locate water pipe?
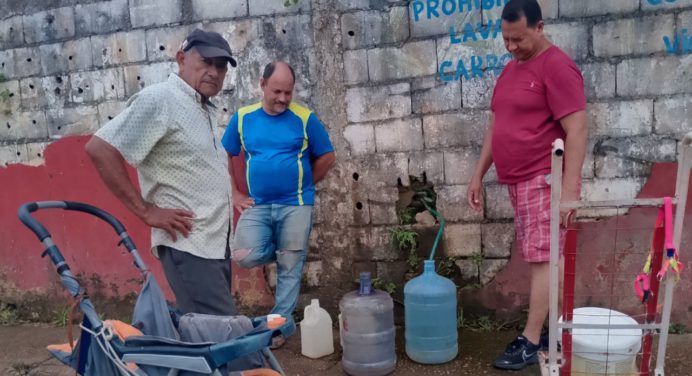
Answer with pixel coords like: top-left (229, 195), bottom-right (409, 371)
top-left (423, 202), bottom-right (445, 261)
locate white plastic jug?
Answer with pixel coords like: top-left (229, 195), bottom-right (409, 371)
top-left (300, 299), bottom-right (334, 358)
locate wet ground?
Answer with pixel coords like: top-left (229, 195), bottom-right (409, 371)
top-left (1, 324), bottom-right (690, 375)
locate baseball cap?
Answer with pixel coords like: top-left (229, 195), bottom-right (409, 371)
top-left (181, 29), bottom-right (237, 67)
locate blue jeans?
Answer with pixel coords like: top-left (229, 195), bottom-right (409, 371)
top-left (232, 204), bottom-right (313, 336)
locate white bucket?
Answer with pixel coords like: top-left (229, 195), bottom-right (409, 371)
top-left (562, 307), bottom-right (641, 375)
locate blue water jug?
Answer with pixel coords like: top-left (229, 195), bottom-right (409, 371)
top-left (404, 259), bottom-right (458, 364)
top-left (339, 272), bottom-right (396, 375)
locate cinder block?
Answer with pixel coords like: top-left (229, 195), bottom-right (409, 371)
top-left (0, 110), bottom-right (48, 141)
top-left (129, 0), bottom-right (183, 28)
top-left (75, 0), bottom-right (129, 35)
top-left (455, 259), bottom-right (478, 283)
top-left (0, 15), bottom-right (24, 49)
top-left (412, 77), bottom-right (461, 114)
top-left (24, 142), bottom-right (49, 166)
top-left (422, 112), bottom-right (488, 149)
top-left (594, 136), bottom-right (677, 178)
top-left (544, 22), bottom-right (589, 61)
top-left (484, 183), bottom-right (513, 220)
top-left (345, 83), bottom-right (410, 123)
top-left (482, 223), bottom-right (513, 259)
top-left (642, 0), bottom-right (692, 11)
top-left (146, 25), bottom-right (197, 62)
top-left (63, 38), bottom-right (93, 72)
top-left (588, 100), bottom-right (654, 137)
top-left (358, 152), bottom-right (410, 187)
top-left (249, 0), bottom-right (311, 16)
top-left (374, 118), bottom-right (424, 153)
top-left (191, 0), bottom-right (247, 21)
top-left (13, 47), bottom-right (42, 78)
top-left (204, 19), bottom-right (261, 56)
top-left (344, 123), bottom-right (376, 156)
top-left (0, 143), bottom-right (28, 167)
top-left (71, 68), bottom-right (125, 103)
top-left (480, 259), bottom-right (508, 285)
top-left (39, 43), bottom-right (68, 76)
top-left (19, 77), bottom-right (47, 109)
top-left (580, 62), bottom-right (615, 100)
top-left (436, 32), bottom-right (508, 83)
top-left (560, 0), bottom-right (639, 17)
top-left (436, 185), bottom-right (483, 222)
top-left (22, 7), bottom-right (75, 44)
top-left (91, 30), bottom-right (147, 68)
top-left (123, 62), bottom-right (177, 96)
top-left (617, 57), bottom-right (692, 96)
top-left (443, 223), bottom-right (481, 258)
top-left (408, 151), bottom-right (444, 185)
top-left (0, 79), bottom-right (20, 113)
top-left (368, 41), bottom-right (437, 81)
top-left (46, 106), bottom-right (99, 137)
top-left (462, 72), bottom-right (495, 109)
top-left (410, 3), bottom-right (481, 38)
top-left (352, 226), bottom-right (400, 261)
top-left (336, 0), bottom-right (400, 10)
top-left (263, 15), bottom-right (314, 50)
top-left (97, 100), bottom-right (127, 127)
top-left (42, 75), bottom-right (71, 109)
top-left (0, 50), bottom-right (15, 79)
top-left (341, 7), bottom-right (409, 50)
top-left (581, 177), bottom-right (645, 203)
top-left (343, 49), bottom-right (369, 85)
top-left (593, 15), bottom-right (674, 57)
top-left (370, 202), bottom-right (398, 225)
top-left (443, 147), bottom-right (479, 186)
top-left (654, 95), bottom-right (692, 138)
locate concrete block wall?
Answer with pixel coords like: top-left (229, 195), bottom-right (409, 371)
top-left (1, 0), bottom-right (690, 310)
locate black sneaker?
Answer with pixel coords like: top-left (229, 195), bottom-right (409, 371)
top-left (493, 335), bottom-right (540, 370)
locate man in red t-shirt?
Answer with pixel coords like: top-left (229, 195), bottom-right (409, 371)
top-left (466, 0), bottom-right (588, 370)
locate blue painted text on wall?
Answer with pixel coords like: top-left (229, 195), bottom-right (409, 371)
top-left (439, 53), bottom-right (512, 81)
top-left (411, 0), bottom-right (510, 23)
top-left (664, 29), bottom-right (692, 55)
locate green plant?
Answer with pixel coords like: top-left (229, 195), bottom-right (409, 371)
top-left (459, 314), bottom-right (519, 332)
top-left (398, 207), bottom-right (417, 225)
top-left (437, 257), bottom-right (457, 278)
top-left (470, 252), bottom-right (484, 266)
top-left (390, 227), bottom-right (418, 251)
top-left (669, 323), bottom-right (687, 334)
top-left (0, 302), bottom-right (18, 325)
top-left (372, 277), bottom-right (397, 294)
top-left (52, 306), bottom-right (70, 327)
top-left (283, 0), bottom-right (299, 6)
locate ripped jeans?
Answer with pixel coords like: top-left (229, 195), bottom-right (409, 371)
top-left (231, 204), bottom-right (313, 336)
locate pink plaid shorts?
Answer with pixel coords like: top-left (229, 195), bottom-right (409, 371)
top-left (507, 174), bottom-right (566, 263)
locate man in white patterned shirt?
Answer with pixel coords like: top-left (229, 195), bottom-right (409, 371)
top-left (85, 29), bottom-right (238, 315)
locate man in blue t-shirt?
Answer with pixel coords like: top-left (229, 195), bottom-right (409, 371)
top-left (221, 61), bottom-right (335, 343)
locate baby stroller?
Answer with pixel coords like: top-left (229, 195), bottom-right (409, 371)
top-left (18, 201), bottom-right (288, 376)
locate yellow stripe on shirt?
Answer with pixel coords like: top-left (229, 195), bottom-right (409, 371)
top-left (237, 102), bottom-right (262, 196)
top-left (289, 102), bottom-right (312, 206)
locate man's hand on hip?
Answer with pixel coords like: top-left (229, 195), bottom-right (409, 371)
top-left (140, 203), bottom-right (194, 241)
top-left (233, 192), bottom-right (255, 214)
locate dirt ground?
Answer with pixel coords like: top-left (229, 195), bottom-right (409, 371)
top-left (1, 323), bottom-right (690, 375)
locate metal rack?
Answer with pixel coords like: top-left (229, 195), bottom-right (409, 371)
top-left (542, 132), bottom-right (692, 376)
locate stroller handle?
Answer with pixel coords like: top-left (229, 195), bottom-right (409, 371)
top-left (18, 201), bottom-right (148, 273)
